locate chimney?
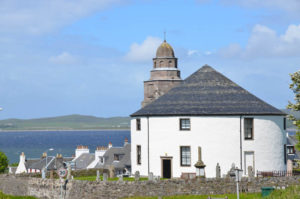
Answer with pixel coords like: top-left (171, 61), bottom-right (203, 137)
top-left (108, 142), bottom-right (112, 148)
top-left (20, 152), bottom-right (25, 163)
top-left (42, 152), bottom-right (47, 158)
top-left (75, 145), bottom-right (90, 158)
top-left (95, 146), bottom-right (107, 161)
top-left (56, 154), bottom-right (63, 159)
top-left (124, 138), bottom-right (128, 146)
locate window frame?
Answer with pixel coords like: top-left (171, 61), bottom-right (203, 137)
top-left (179, 118), bottom-right (191, 131)
top-left (180, 146), bottom-right (191, 167)
top-left (244, 118), bottom-right (254, 140)
top-left (137, 145), bottom-right (141, 165)
top-left (287, 145), bottom-right (295, 155)
top-left (136, 118), bottom-right (141, 131)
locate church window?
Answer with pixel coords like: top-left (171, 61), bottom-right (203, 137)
top-left (159, 60), bottom-right (163, 67)
top-left (180, 146), bottom-right (191, 166)
top-left (137, 145), bottom-right (141, 165)
top-left (180, 118), bottom-right (190, 130)
top-left (244, 118), bottom-right (253, 140)
top-left (136, 118), bottom-right (141, 131)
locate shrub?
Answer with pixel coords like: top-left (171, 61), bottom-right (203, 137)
top-left (0, 151), bottom-right (9, 173)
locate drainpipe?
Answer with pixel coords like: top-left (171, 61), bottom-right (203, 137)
top-left (147, 117), bottom-right (150, 174)
top-left (240, 115), bottom-right (243, 170)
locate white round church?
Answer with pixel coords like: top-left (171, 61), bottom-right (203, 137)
top-left (130, 40), bottom-right (286, 178)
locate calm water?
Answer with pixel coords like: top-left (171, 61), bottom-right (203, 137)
top-left (0, 130), bottom-right (130, 164)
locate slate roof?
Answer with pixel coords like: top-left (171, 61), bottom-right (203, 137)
top-left (74, 153), bottom-right (95, 170)
top-left (28, 157), bottom-right (65, 170)
top-left (132, 65), bottom-right (285, 116)
top-left (95, 143), bottom-right (131, 170)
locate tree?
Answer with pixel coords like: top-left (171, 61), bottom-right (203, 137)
top-left (287, 70), bottom-right (300, 150)
top-left (0, 151), bottom-right (9, 173)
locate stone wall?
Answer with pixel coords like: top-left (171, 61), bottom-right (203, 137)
top-left (1, 175), bottom-right (300, 199)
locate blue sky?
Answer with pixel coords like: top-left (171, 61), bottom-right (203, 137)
top-left (0, 0), bottom-right (299, 119)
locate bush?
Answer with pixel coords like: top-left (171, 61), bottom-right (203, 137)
top-left (0, 151), bottom-right (8, 173)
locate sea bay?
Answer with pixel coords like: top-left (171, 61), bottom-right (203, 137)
top-left (0, 130), bottom-right (130, 164)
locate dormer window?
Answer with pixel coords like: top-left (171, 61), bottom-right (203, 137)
top-left (114, 154), bottom-right (120, 161)
top-left (180, 118), bottom-right (190, 130)
top-left (100, 157), bottom-right (104, 164)
top-left (287, 145), bottom-right (295, 154)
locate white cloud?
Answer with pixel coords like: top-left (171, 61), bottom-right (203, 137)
top-left (49, 52), bottom-right (77, 65)
top-left (220, 24), bottom-right (300, 59)
top-left (125, 36), bottom-right (162, 63)
top-left (0, 0), bottom-right (126, 34)
top-left (187, 50), bottom-right (199, 56)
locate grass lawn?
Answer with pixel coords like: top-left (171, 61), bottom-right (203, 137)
top-left (0, 191), bottom-right (37, 199)
top-left (125, 185), bottom-right (300, 199)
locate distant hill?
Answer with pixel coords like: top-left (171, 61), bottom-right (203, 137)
top-left (281, 109), bottom-right (300, 130)
top-left (0, 114), bottom-right (130, 131)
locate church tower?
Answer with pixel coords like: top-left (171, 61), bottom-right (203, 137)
top-left (142, 40), bottom-right (182, 107)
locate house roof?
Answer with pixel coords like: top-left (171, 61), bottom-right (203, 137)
top-left (287, 135), bottom-right (300, 160)
top-left (95, 143), bottom-right (131, 170)
top-left (74, 153), bottom-right (95, 170)
top-left (131, 65), bottom-right (285, 117)
top-left (28, 157), bottom-right (65, 170)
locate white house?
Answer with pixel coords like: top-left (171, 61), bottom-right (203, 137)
top-left (130, 41), bottom-right (286, 178)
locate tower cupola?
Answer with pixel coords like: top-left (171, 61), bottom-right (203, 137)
top-left (156, 40), bottom-right (175, 58)
top-left (141, 39), bottom-right (182, 107)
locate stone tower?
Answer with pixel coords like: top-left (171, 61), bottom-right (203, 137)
top-left (142, 40), bottom-right (182, 107)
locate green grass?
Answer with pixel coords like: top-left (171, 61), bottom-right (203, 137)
top-left (125, 185), bottom-right (300, 199)
top-left (0, 191), bottom-right (37, 199)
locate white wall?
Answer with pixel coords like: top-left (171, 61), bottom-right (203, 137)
top-left (131, 115), bottom-right (286, 178)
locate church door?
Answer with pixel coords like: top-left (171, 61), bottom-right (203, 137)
top-left (161, 157), bottom-right (172, 178)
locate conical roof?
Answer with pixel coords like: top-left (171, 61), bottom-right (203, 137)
top-left (131, 65), bottom-right (285, 116)
top-left (156, 40), bottom-right (175, 58)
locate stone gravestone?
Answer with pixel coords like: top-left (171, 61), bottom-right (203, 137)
top-left (248, 166), bottom-right (254, 178)
top-left (148, 172), bottom-right (154, 181)
top-left (135, 171), bottom-right (140, 181)
top-left (67, 164), bottom-right (72, 180)
top-left (216, 163), bottom-right (221, 178)
top-left (108, 165), bottom-right (115, 178)
top-left (227, 163), bottom-right (236, 178)
top-left (96, 170), bottom-right (100, 182)
top-left (103, 173), bottom-right (108, 182)
top-left (50, 170), bottom-right (54, 179)
top-left (118, 175), bottom-right (123, 182)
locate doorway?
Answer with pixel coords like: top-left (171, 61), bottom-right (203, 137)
top-left (161, 157), bottom-right (172, 178)
top-left (244, 151), bottom-right (255, 175)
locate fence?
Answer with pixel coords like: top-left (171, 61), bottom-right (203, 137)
top-left (257, 170), bottom-right (300, 177)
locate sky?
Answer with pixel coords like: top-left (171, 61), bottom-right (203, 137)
top-left (0, 0), bottom-right (299, 119)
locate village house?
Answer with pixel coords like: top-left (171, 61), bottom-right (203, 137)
top-left (15, 152), bottom-right (72, 174)
top-left (130, 40), bottom-right (287, 178)
top-left (72, 139), bottom-right (131, 175)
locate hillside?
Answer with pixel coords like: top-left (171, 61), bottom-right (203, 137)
top-left (0, 114), bottom-right (130, 131)
top-left (281, 109), bottom-right (300, 130)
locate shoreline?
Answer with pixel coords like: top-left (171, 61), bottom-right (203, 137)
top-left (0, 128), bottom-right (130, 132)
